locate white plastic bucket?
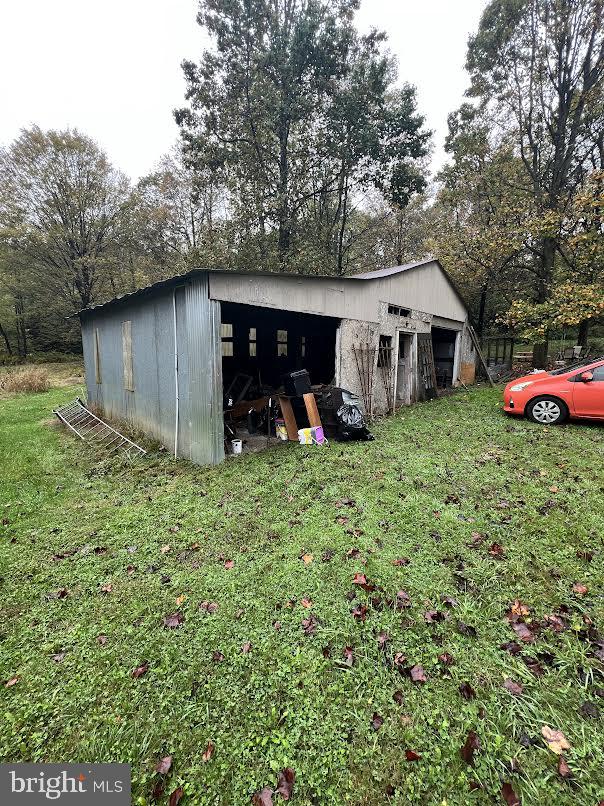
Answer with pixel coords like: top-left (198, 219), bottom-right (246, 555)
top-left (231, 439), bottom-right (242, 455)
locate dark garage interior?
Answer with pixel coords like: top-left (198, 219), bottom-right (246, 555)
top-left (219, 302), bottom-right (339, 395)
top-left (431, 327), bottom-right (458, 388)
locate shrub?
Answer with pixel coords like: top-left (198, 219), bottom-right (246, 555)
top-left (0, 367), bottom-right (50, 393)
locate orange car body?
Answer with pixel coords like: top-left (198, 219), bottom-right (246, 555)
top-left (503, 358), bottom-right (604, 423)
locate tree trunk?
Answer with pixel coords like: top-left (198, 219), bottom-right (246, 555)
top-left (277, 112), bottom-right (290, 269)
top-left (15, 296), bottom-right (27, 358)
top-left (0, 320), bottom-right (12, 355)
top-left (577, 319), bottom-right (590, 347)
top-left (532, 236), bottom-right (556, 366)
top-left (477, 285), bottom-right (488, 337)
top-left (336, 178), bottom-right (349, 275)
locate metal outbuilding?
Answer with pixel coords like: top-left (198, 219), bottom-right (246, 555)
top-left (79, 260), bottom-right (476, 466)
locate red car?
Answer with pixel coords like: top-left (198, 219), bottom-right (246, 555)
top-left (503, 357), bottom-right (604, 424)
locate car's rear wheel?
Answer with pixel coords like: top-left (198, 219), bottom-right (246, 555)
top-left (526, 396), bottom-right (568, 425)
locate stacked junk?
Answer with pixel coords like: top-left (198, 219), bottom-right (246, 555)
top-left (223, 369), bottom-right (373, 456)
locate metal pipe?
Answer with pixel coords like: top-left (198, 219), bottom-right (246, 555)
top-left (172, 288), bottom-right (179, 459)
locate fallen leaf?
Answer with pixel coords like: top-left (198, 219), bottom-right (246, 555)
top-left (175, 595), bottom-right (186, 606)
top-left (160, 545), bottom-right (171, 554)
top-left (377, 631), bottom-right (389, 649)
top-left (252, 788), bottom-right (273, 806)
top-left (351, 604), bottom-right (368, 621)
top-left (503, 678), bottom-right (523, 696)
top-left (163, 612), bottom-right (184, 629)
top-left (511, 622), bottom-right (535, 643)
top-left (405, 749), bottom-right (421, 761)
top-left (198, 601), bottom-right (218, 613)
top-left (300, 598), bottom-right (313, 608)
top-left (572, 582), bottom-right (588, 596)
top-left (201, 742), bottom-right (214, 763)
top-left (275, 768), bottom-right (295, 800)
top-left (51, 652), bottom-right (66, 663)
top-left (579, 701), bottom-right (599, 719)
top-left (342, 646), bottom-right (354, 667)
top-left (100, 582), bottom-right (113, 594)
top-left (543, 614), bottom-right (565, 632)
top-left (301, 615), bottom-right (319, 635)
top-left (132, 663), bottom-right (149, 679)
top-left (371, 711), bottom-right (384, 731)
top-left (500, 640), bottom-right (522, 655)
top-left (301, 553), bottom-right (313, 565)
top-left (489, 542), bottom-right (505, 557)
top-left (168, 786), bottom-right (183, 806)
top-left (501, 782), bottom-right (520, 805)
top-left (392, 557), bottom-right (410, 566)
top-left (212, 651), bottom-right (224, 662)
top-left (557, 756), bottom-right (572, 778)
top-left (155, 755), bottom-right (172, 775)
top-left (457, 621), bottom-right (477, 638)
top-left (510, 599), bottom-right (530, 617)
top-left (410, 664), bottom-right (427, 683)
top-left (224, 560), bottom-right (235, 570)
top-left (441, 595), bottom-right (458, 608)
top-left (96, 634), bottom-right (108, 646)
top-left (541, 725), bottom-right (570, 755)
top-left (438, 652), bottom-right (455, 666)
top-left (396, 590), bottom-right (412, 608)
top-left (241, 641), bottom-right (252, 654)
top-left (393, 690), bottom-right (404, 705)
top-left (460, 730), bottom-right (480, 765)
top-left (424, 609), bottom-right (444, 623)
top-left (459, 682), bottom-right (476, 700)
top-left (393, 652), bottom-right (407, 669)
top-left (4, 676), bottom-right (19, 688)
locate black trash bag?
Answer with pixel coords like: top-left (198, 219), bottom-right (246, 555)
top-left (334, 389), bottom-right (374, 442)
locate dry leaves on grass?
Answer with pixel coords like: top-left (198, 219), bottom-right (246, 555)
top-left (541, 725), bottom-right (570, 754)
top-left (155, 755), bottom-right (172, 775)
top-left (460, 731), bottom-right (481, 765)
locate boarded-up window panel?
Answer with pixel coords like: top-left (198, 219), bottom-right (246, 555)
top-left (122, 321), bottom-right (134, 391)
top-left (94, 328), bottom-right (102, 384)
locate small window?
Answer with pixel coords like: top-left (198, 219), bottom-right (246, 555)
top-left (221, 322), bottom-right (234, 357)
top-left (122, 320), bottom-right (134, 391)
top-left (300, 335), bottom-right (306, 359)
top-left (388, 304), bottom-right (411, 317)
top-left (249, 327), bottom-right (257, 357)
top-left (377, 334), bottom-right (392, 368)
top-left (591, 366), bottom-right (604, 381)
top-left (277, 329), bottom-right (288, 357)
top-left (94, 328), bottom-right (102, 384)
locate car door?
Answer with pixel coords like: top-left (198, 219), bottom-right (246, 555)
top-left (572, 363), bottom-right (604, 418)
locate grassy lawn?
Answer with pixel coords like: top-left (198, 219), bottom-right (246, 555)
top-left (1, 384), bottom-right (603, 805)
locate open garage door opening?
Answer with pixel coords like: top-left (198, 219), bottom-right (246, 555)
top-left (431, 327), bottom-right (459, 389)
top-left (219, 301), bottom-right (339, 401)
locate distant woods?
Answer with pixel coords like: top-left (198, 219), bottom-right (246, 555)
top-left (0, 0), bottom-right (602, 359)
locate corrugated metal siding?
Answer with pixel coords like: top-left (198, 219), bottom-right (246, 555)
top-left (186, 276), bottom-right (224, 465)
top-left (80, 273), bottom-right (224, 466)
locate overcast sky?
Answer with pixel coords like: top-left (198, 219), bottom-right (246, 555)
top-left (0, 0), bottom-right (487, 181)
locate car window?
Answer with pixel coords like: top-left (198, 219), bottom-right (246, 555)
top-left (592, 365), bottom-right (604, 381)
